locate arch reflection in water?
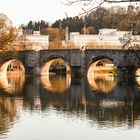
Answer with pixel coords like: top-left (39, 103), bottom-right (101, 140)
top-left (136, 68), bottom-right (140, 89)
top-left (41, 74), bottom-right (71, 94)
top-left (0, 59), bottom-right (25, 94)
top-left (41, 58), bottom-right (71, 94)
top-left (136, 77), bottom-right (140, 89)
top-left (87, 58), bottom-right (118, 93)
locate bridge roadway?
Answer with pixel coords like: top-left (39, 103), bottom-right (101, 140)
top-left (0, 49), bottom-right (140, 82)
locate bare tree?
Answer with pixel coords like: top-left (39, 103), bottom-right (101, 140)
top-left (62, 0), bottom-right (140, 16)
top-left (105, 0), bottom-right (140, 2)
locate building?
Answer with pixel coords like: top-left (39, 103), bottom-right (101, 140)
top-left (13, 29), bottom-right (49, 51)
top-left (69, 28), bottom-right (140, 49)
top-left (25, 31), bottom-right (49, 51)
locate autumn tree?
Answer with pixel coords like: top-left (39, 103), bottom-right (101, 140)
top-left (0, 14), bottom-right (17, 51)
top-left (81, 26), bottom-right (96, 34)
top-left (42, 27), bottom-right (65, 42)
top-left (49, 38), bottom-right (62, 49)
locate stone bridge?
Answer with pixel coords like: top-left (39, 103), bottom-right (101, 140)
top-left (0, 49), bottom-right (140, 80)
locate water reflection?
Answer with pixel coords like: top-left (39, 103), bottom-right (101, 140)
top-left (87, 73), bottom-right (118, 93)
top-left (0, 59), bottom-right (25, 94)
top-left (28, 76), bottom-right (140, 128)
top-left (135, 76), bottom-right (140, 89)
top-left (41, 74), bottom-right (71, 94)
top-left (0, 72), bottom-right (25, 94)
top-left (0, 95), bottom-right (20, 137)
top-left (1, 75), bottom-right (140, 139)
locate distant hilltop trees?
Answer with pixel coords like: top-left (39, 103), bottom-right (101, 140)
top-left (19, 5), bottom-right (140, 50)
top-left (21, 5), bottom-right (140, 37)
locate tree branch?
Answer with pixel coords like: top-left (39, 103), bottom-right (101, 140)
top-left (105, 0), bottom-right (140, 2)
top-left (77, 1), bottom-right (105, 16)
top-left (62, 0), bottom-right (140, 17)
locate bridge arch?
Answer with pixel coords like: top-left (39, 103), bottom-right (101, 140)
top-left (0, 59), bottom-right (25, 94)
top-left (87, 56), bottom-right (117, 76)
top-left (0, 59), bottom-right (25, 76)
top-left (92, 55), bottom-right (114, 61)
top-left (88, 56), bottom-right (114, 68)
top-left (87, 56), bottom-right (118, 93)
top-left (41, 56), bottom-right (71, 75)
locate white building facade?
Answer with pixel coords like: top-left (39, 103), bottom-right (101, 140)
top-left (26, 34), bottom-right (49, 51)
top-left (69, 28), bottom-right (140, 49)
top-left (26, 31), bottom-right (49, 51)
top-left (15, 29), bottom-right (49, 51)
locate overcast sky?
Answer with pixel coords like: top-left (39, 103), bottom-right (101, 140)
top-left (0, 0), bottom-right (82, 27)
top-left (0, 0), bottom-right (136, 27)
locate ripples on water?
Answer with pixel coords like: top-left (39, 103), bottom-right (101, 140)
top-left (0, 73), bottom-right (140, 140)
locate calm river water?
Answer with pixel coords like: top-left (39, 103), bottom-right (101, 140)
top-left (0, 74), bottom-right (140, 140)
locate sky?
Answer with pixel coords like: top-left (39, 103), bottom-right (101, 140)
top-left (0, 0), bottom-right (83, 27)
top-left (0, 0), bottom-right (137, 27)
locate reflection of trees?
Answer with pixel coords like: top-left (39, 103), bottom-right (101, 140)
top-left (40, 78), bottom-right (140, 128)
top-left (39, 92), bottom-right (140, 128)
top-left (22, 76), bottom-right (41, 111)
top-left (0, 96), bottom-right (19, 136)
top-left (15, 76), bottom-right (140, 128)
top-left (1, 76), bottom-right (140, 130)
top-left (85, 97), bottom-right (136, 127)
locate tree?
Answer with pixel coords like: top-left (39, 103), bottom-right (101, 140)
top-left (0, 14), bottom-right (17, 51)
top-left (21, 20), bottom-right (50, 35)
top-left (81, 26), bottom-right (96, 34)
top-left (43, 27), bottom-right (65, 42)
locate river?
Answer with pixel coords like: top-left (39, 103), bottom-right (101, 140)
top-left (0, 73), bottom-right (140, 140)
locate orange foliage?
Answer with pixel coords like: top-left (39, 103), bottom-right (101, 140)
top-left (81, 26), bottom-right (96, 34)
top-left (42, 27), bottom-right (64, 42)
top-left (49, 38), bottom-right (62, 49)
